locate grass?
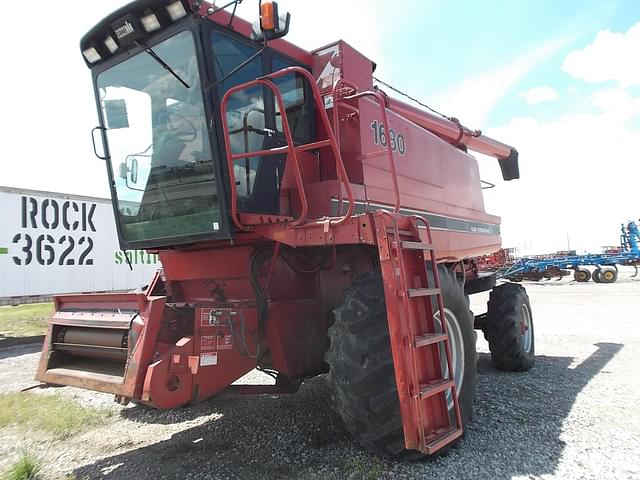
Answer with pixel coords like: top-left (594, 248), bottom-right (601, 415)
top-left (2, 453), bottom-right (40, 480)
top-left (0, 392), bottom-right (112, 439)
top-left (0, 304), bottom-right (52, 337)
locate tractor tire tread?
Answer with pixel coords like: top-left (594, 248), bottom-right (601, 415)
top-left (486, 283), bottom-right (534, 372)
top-left (325, 267), bottom-right (476, 459)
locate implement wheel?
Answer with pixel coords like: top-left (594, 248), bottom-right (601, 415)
top-left (486, 283), bottom-right (534, 372)
top-left (325, 267), bottom-right (477, 458)
top-left (599, 268), bottom-right (618, 283)
top-left (574, 269), bottom-right (591, 282)
top-left (592, 269), bottom-right (603, 283)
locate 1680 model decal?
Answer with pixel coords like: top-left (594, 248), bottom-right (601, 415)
top-left (370, 120), bottom-right (407, 156)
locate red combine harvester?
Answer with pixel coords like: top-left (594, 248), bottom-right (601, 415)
top-left (36, 0), bottom-right (534, 457)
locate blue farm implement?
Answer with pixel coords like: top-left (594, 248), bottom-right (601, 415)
top-left (499, 221), bottom-right (640, 283)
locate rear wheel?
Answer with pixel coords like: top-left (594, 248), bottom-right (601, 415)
top-left (599, 268), bottom-right (618, 283)
top-left (592, 269), bottom-right (603, 283)
top-left (325, 267), bottom-right (477, 458)
top-left (486, 283), bottom-right (534, 371)
top-left (574, 268), bottom-right (591, 282)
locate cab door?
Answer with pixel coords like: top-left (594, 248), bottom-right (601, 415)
top-left (209, 29), bottom-right (314, 217)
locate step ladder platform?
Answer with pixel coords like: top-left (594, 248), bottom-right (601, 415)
top-left (418, 379), bottom-right (454, 399)
top-left (425, 426), bottom-right (463, 454)
top-left (386, 227), bottom-right (414, 237)
top-left (407, 288), bottom-right (440, 298)
top-left (414, 333), bottom-right (448, 348)
top-left (400, 241), bottom-right (434, 251)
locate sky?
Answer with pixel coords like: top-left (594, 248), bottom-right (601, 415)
top-left (0, 0), bottom-right (638, 254)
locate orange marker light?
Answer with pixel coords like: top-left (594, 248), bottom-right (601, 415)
top-left (260, 1), bottom-right (276, 31)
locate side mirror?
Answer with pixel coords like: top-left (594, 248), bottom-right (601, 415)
top-left (104, 99), bottom-right (129, 129)
top-left (130, 157), bottom-right (138, 184)
top-left (121, 157), bottom-right (139, 187)
top-left (251, 1), bottom-right (290, 42)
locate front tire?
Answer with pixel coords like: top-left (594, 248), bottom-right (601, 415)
top-left (325, 267), bottom-right (476, 458)
top-left (486, 283), bottom-right (535, 371)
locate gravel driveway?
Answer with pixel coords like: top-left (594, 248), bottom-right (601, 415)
top-left (1, 268), bottom-right (638, 479)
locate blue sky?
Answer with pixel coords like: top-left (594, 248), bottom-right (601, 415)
top-left (0, 0), bottom-right (638, 254)
top-left (381, 0), bottom-right (637, 121)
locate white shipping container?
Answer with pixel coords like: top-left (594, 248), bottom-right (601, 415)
top-left (0, 186), bottom-right (160, 302)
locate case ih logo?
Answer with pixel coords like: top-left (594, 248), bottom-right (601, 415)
top-left (114, 21), bottom-right (135, 40)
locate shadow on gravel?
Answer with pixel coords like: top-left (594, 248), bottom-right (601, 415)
top-left (0, 341), bottom-right (41, 361)
top-left (73, 342), bottom-right (623, 480)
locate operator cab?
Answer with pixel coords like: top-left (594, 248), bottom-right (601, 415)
top-left (83, 0), bottom-right (308, 250)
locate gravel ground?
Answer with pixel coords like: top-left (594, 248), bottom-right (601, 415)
top-left (0, 268), bottom-right (638, 479)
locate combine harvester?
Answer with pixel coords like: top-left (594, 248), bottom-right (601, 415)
top-left (499, 221), bottom-right (640, 283)
top-left (35, 0), bottom-right (534, 458)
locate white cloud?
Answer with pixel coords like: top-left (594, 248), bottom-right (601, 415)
top-left (518, 86), bottom-right (559, 105)
top-left (478, 92), bottom-right (640, 254)
top-left (429, 37), bottom-right (572, 126)
top-left (562, 22), bottom-right (640, 86)
top-left (590, 88), bottom-right (633, 111)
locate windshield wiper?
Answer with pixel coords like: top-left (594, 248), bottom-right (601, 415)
top-left (135, 40), bottom-right (190, 89)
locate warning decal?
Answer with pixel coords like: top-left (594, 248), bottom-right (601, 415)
top-left (200, 334), bottom-right (233, 351)
top-left (200, 352), bottom-right (218, 366)
top-left (217, 335), bottom-right (233, 350)
top-left (201, 335), bottom-right (216, 351)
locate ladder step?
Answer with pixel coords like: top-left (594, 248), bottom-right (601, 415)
top-left (407, 288), bottom-right (440, 298)
top-left (425, 426), bottom-right (463, 454)
top-left (386, 228), bottom-right (413, 237)
top-left (400, 240), bottom-right (434, 251)
top-left (414, 333), bottom-right (448, 348)
top-left (418, 379), bottom-right (454, 399)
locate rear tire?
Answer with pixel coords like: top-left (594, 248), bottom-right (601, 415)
top-left (574, 269), bottom-right (591, 282)
top-left (599, 268), bottom-right (617, 283)
top-left (486, 283), bottom-right (535, 372)
top-left (325, 267), bottom-right (476, 458)
top-left (592, 269), bottom-right (603, 283)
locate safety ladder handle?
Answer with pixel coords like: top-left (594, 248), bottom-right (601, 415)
top-left (377, 211), bottom-right (427, 445)
top-left (260, 67), bottom-right (356, 226)
top-left (410, 215), bottom-right (463, 431)
top-left (339, 90), bottom-right (401, 214)
top-left (331, 79), bottom-right (361, 220)
top-left (220, 78), bottom-right (309, 230)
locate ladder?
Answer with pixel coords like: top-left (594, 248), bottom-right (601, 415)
top-left (373, 211), bottom-right (463, 454)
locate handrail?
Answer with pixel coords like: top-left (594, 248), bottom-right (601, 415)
top-left (220, 77), bottom-right (308, 229)
top-left (336, 89), bottom-right (401, 213)
top-left (220, 66), bottom-right (356, 230)
top-left (331, 79), bottom-right (358, 222)
top-left (261, 67), bottom-right (355, 227)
